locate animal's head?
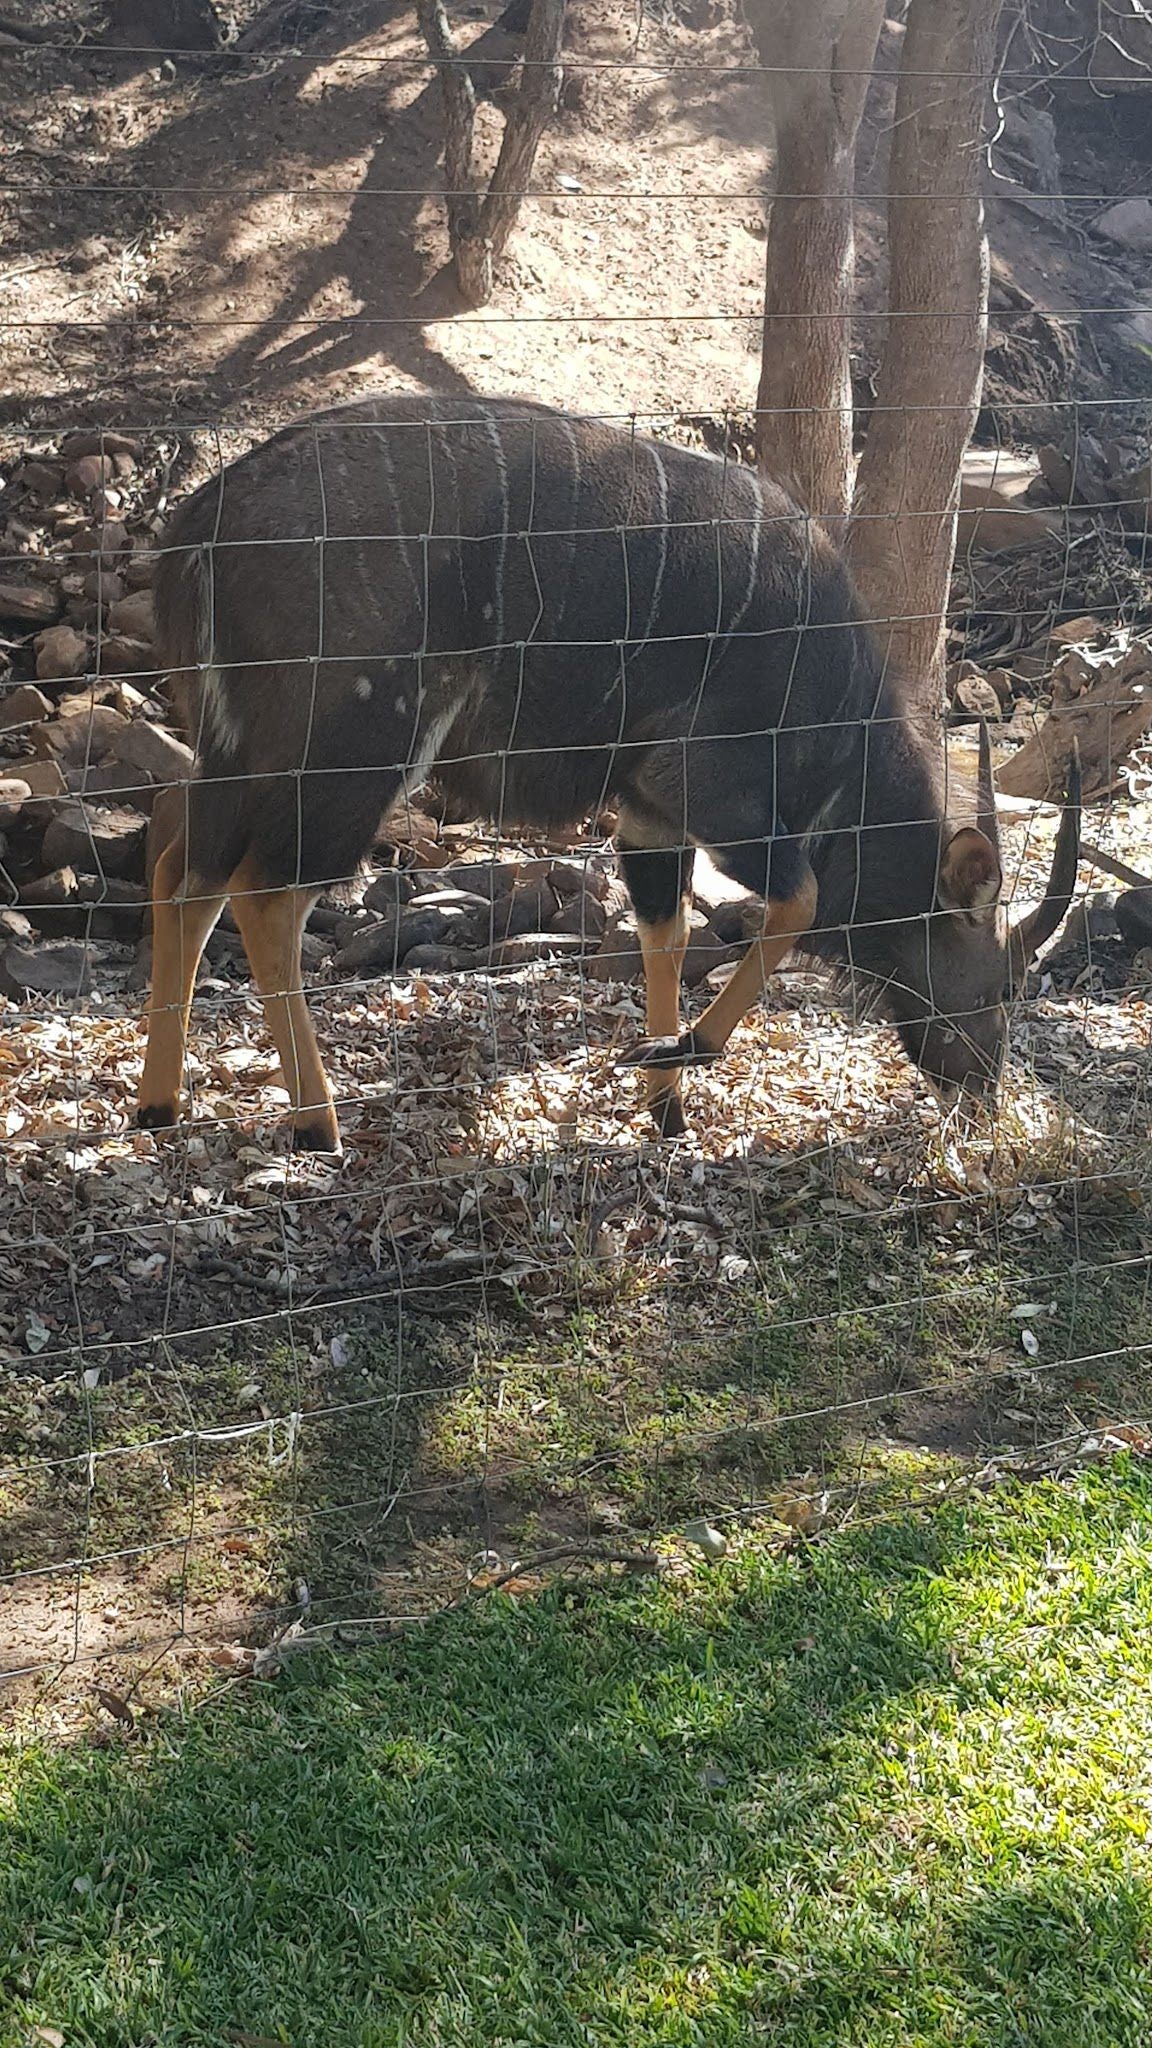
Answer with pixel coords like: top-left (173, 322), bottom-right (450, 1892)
top-left (878, 725), bottom-right (1081, 1103)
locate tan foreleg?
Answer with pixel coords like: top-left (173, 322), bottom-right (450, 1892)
top-left (636, 908), bottom-right (691, 1137)
top-left (621, 867), bottom-right (818, 1073)
top-left (227, 860), bottom-right (340, 1154)
top-left (137, 833), bottom-right (226, 1130)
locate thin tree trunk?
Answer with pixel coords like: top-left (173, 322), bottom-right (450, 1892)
top-left (847, 0), bottom-right (1004, 713)
top-left (745, 0), bottom-right (885, 523)
top-left (417, 0), bottom-right (565, 309)
top-left (416, 0), bottom-right (488, 303)
top-left (479, 0), bottom-right (565, 269)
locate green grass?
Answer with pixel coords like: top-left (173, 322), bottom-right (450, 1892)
top-left (5, 1463), bottom-right (1152, 2047)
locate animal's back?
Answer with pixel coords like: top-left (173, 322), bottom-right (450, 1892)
top-left (154, 394), bottom-right (890, 881)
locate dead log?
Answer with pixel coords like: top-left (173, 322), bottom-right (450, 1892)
top-left (997, 645), bottom-right (1152, 804)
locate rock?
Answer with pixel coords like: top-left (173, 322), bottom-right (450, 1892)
top-left (59, 430), bottom-right (141, 461)
top-left (65, 453), bottom-right (117, 497)
top-left (29, 702), bottom-right (130, 766)
top-left (1115, 888), bottom-right (1152, 950)
top-left (0, 939), bottom-right (93, 1001)
top-left (0, 684), bottom-right (54, 729)
top-left (81, 567), bottom-right (125, 608)
top-left (101, 634), bottom-right (156, 676)
top-left (0, 907), bottom-right (34, 945)
top-left (952, 666), bottom-right (1005, 723)
top-left (708, 898), bottom-right (757, 945)
top-left (0, 580), bottom-right (62, 625)
top-left (362, 868), bottom-right (417, 916)
top-left (1094, 198), bottom-right (1152, 254)
top-left (437, 859), bottom-right (527, 900)
top-left (19, 461), bottom-right (64, 498)
top-left (113, 719), bottom-right (194, 784)
top-left (503, 878), bottom-right (560, 937)
top-left (0, 778), bottom-right (32, 828)
top-left (403, 943), bottom-right (480, 972)
top-left (334, 916), bottom-right (409, 975)
top-left (682, 916), bottom-right (739, 988)
top-left (299, 931), bottom-right (332, 970)
top-left (586, 910), bottom-right (643, 982)
top-left (34, 624), bottom-right (89, 682)
top-left (67, 761), bottom-right (157, 811)
top-left (485, 932), bottom-right (590, 968)
top-left (12, 758), bottom-right (67, 803)
top-left (983, 669), bottom-right (1016, 709)
top-left (41, 799), bottom-right (149, 881)
top-left (957, 451), bottom-right (1056, 552)
top-left (547, 856), bottom-right (610, 900)
top-left (70, 519), bottom-right (129, 560)
top-left (122, 552), bottom-right (156, 590)
top-left (108, 590), bottom-right (155, 641)
top-left (1047, 891), bottom-right (1120, 960)
top-left (549, 889), bottom-right (608, 941)
top-left (405, 886), bottom-right (492, 919)
top-left (19, 872), bottom-right (148, 941)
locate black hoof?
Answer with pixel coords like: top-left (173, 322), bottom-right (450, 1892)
top-left (137, 1101), bottom-right (179, 1132)
top-left (290, 1119), bottom-right (343, 1157)
top-left (619, 1030), bottom-right (720, 1073)
top-left (649, 1089), bottom-right (688, 1140)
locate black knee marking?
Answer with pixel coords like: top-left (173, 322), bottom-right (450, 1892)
top-left (619, 1028), bottom-right (721, 1072)
top-left (617, 842), bottom-right (695, 929)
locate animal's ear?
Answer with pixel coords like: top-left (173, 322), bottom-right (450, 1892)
top-left (937, 825), bottom-right (1002, 915)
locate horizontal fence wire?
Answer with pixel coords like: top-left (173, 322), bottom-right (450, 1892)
top-left (0, 5), bottom-right (1150, 1725)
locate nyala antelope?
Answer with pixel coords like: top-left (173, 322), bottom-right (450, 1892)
top-left (137, 394), bottom-right (1080, 1155)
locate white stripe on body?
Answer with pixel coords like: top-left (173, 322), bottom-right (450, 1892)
top-left (637, 441), bottom-right (669, 652)
top-left (374, 427), bottom-right (422, 612)
top-left (725, 464), bottom-right (764, 644)
top-left (483, 413), bottom-right (510, 650)
top-left (553, 414), bottom-right (582, 636)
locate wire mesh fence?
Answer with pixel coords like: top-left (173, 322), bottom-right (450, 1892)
top-left (0, 0), bottom-right (1150, 1729)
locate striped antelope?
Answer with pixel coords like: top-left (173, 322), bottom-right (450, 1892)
top-left (138, 394), bottom-right (1080, 1155)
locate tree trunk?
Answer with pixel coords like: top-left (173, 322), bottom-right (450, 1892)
top-left (745, 0), bottom-right (885, 523)
top-left (417, 0), bottom-right (565, 309)
top-left (847, 0), bottom-right (1004, 713)
top-left (416, 0), bottom-right (489, 303)
top-left (478, 0), bottom-right (566, 273)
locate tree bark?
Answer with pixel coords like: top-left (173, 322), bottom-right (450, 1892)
top-left (478, 0), bottom-right (565, 273)
top-left (745, 0), bottom-right (886, 523)
top-left (417, 0), bottom-right (565, 309)
top-left (847, 0), bottom-right (1004, 713)
top-left (416, 0), bottom-right (489, 303)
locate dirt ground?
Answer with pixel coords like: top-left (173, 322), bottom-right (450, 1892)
top-left (1, 0), bottom-right (1151, 1725)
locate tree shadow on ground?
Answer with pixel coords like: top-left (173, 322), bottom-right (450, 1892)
top-left (4, 1473), bottom-right (1152, 2043)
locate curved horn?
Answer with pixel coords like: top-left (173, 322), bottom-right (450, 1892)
top-left (1009, 740), bottom-right (1082, 982)
top-left (977, 716), bottom-right (999, 850)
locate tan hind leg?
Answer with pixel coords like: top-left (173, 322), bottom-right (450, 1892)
top-left (621, 867), bottom-right (818, 1075)
top-left (227, 859), bottom-right (341, 1155)
top-left (137, 832), bottom-right (227, 1130)
top-left (637, 908), bottom-right (691, 1137)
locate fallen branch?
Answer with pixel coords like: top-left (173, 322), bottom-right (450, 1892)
top-left (1080, 841), bottom-right (1152, 892)
top-left (461, 1541), bottom-right (662, 1600)
top-left (195, 1247), bottom-right (496, 1303)
top-left (997, 646), bottom-right (1152, 803)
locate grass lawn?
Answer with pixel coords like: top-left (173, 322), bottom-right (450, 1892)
top-left (4, 1462), bottom-right (1152, 2048)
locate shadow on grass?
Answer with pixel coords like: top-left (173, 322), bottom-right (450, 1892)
top-left (4, 1468), bottom-right (1152, 2045)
